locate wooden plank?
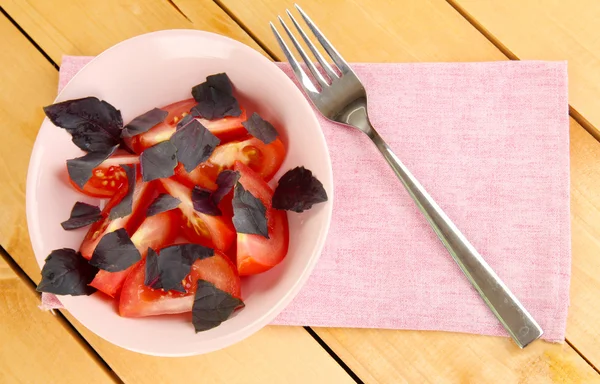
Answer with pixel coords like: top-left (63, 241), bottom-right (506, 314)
top-left (447, 0), bottom-right (600, 139)
top-left (0, 253), bottom-right (116, 383)
top-left (0, 6), bottom-right (354, 384)
top-left (213, 0), bottom-right (600, 379)
top-left (0, 0), bottom-right (266, 64)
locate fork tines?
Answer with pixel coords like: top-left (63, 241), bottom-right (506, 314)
top-left (271, 4), bottom-right (350, 93)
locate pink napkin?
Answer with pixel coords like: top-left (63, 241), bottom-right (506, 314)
top-left (43, 56), bottom-right (570, 342)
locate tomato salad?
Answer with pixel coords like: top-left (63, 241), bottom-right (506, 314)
top-left (37, 73), bottom-right (328, 332)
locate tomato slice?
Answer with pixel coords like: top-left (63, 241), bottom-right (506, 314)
top-left (173, 162), bottom-right (219, 190)
top-left (160, 178), bottom-right (235, 252)
top-left (119, 251), bottom-right (241, 317)
top-left (128, 98), bottom-right (247, 153)
top-left (79, 174), bottom-right (153, 259)
top-left (210, 137), bottom-right (286, 181)
top-left (89, 210), bottom-right (179, 297)
top-left (69, 154), bottom-right (139, 198)
top-left (234, 162), bottom-right (289, 275)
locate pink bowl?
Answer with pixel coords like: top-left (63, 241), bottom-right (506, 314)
top-left (26, 30), bottom-right (333, 356)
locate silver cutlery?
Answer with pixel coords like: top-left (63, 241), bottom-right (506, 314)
top-left (271, 4), bottom-right (543, 348)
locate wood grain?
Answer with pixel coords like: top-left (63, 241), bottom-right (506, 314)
top-left (215, 0), bottom-right (600, 379)
top-left (0, 0), bottom-right (266, 64)
top-left (0, 5), bottom-right (353, 384)
top-left (0, 253), bottom-right (116, 383)
top-left (448, 0), bottom-right (600, 139)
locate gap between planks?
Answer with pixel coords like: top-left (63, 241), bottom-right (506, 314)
top-left (445, 0), bottom-right (600, 143)
top-left (0, 246), bottom-right (124, 384)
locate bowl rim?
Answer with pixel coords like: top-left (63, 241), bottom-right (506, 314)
top-left (25, 29), bottom-right (334, 356)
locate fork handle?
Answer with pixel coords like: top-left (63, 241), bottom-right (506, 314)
top-left (368, 129), bottom-right (543, 348)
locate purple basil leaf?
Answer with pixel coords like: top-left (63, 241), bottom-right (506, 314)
top-left (241, 112), bottom-right (278, 144)
top-left (122, 108), bottom-right (168, 138)
top-left (191, 73), bottom-right (241, 120)
top-left (108, 164), bottom-right (136, 220)
top-left (176, 113), bottom-right (194, 130)
top-left (144, 248), bottom-right (160, 288)
top-left (90, 228), bottom-right (141, 272)
top-left (170, 119), bottom-right (220, 172)
top-left (61, 202), bottom-right (102, 230)
top-left (213, 170), bottom-right (240, 204)
top-left (192, 186), bottom-right (221, 216)
top-left (140, 141), bottom-right (177, 181)
top-left (192, 279), bottom-right (244, 332)
top-left (146, 193), bottom-right (181, 217)
top-left (44, 97), bottom-right (122, 152)
top-left (66, 145), bottom-right (118, 188)
top-left (145, 244), bottom-right (214, 292)
top-left (36, 248), bottom-right (98, 296)
top-left (272, 166), bottom-right (328, 213)
top-left (232, 183), bottom-right (268, 238)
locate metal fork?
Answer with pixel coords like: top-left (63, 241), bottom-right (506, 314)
top-left (271, 4), bottom-right (543, 348)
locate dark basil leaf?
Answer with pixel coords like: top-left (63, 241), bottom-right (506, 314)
top-left (108, 164), bottom-right (136, 220)
top-left (145, 244), bottom-right (214, 292)
top-left (213, 170), bottom-right (240, 203)
top-left (272, 166), bottom-right (328, 213)
top-left (176, 113), bottom-right (194, 130)
top-left (144, 248), bottom-right (160, 287)
top-left (36, 248), bottom-right (98, 296)
top-left (170, 119), bottom-right (220, 172)
top-left (146, 193), bottom-right (181, 217)
top-left (90, 228), bottom-right (141, 272)
top-left (192, 186), bottom-right (221, 216)
top-left (122, 108), bottom-right (168, 138)
top-left (191, 73), bottom-right (241, 120)
top-left (44, 97), bottom-right (122, 152)
top-left (61, 202), bottom-right (102, 230)
top-left (242, 112), bottom-right (279, 144)
top-left (192, 279), bottom-right (244, 332)
top-left (232, 183), bottom-right (268, 238)
top-left (66, 145), bottom-right (118, 188)
top-left (140, 141), bottom-right (177, 181)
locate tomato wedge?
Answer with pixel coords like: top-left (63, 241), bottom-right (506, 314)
top-left (119, 251), bottom-right (241, 317)
top-left (89, 210), bottom-right (179, 297)
top-left (128, 98), bottom-right (247, 153)
top-left (234, 162), bottom-right (289, 275)
top-left (80, 174), bottom-right (153, 259)
top-left (69, 154), bottom-right (139, 198)
top-left (210, 137), bottom-right (286, 181)
top-left (160, 178), bottom-right (235, 252)
top-left (173, 162), bottom-right (219, 190)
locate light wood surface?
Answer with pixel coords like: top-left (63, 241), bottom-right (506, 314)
top-left (448, 0), bottom-right (600, 139)
top-left (1, 0), bottom-right (600, 382)
top-left (0, 253), bottom-right (116, 383)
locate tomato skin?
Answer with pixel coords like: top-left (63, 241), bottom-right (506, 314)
top-left (160, 178), bottom-right (235, 252)
top-left (234, 162), bottom-right (289, 275)
top-left (79, 175), bottom-right (153, 259)
top-left (89, 210), bottom-right (179, 297)
top-left (119, 251), bottom-right (241, 317)
top-left (210, 137), bottom-right (286, 181)
top-left (69, 154), bottom-right (139, 198)
top-left (128, 98), bottom-right (247, 153)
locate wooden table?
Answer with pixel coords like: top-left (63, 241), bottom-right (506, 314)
top-left (1, 1), bottom-right (599, 382)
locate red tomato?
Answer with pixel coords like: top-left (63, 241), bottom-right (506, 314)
top-left (173, 162), bottom-right (219, 190)
top-left (234, 162), bottom-right (289, 275)
top-left (79, 175), bottom-right (153, 259)
top-left (128, 98), bottom-right (247, 153)
top-left (210, 137), bottom-right (286, 181)
top-left (69, 154), bottom-right (139, 198)
top-left (160, 178), bottom-right (235, 252)
top-left (89, 210), bottom-right (179, 297)
top-left (119, 251), bottom-right (241, 317)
